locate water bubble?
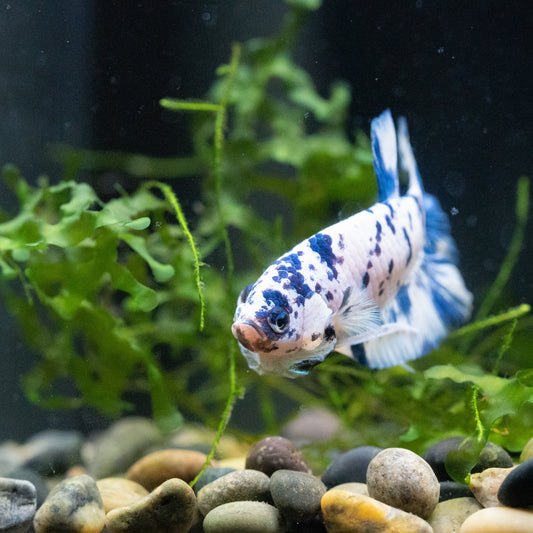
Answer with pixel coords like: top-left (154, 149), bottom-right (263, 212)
top-left (450, 207), bottom-right (459, 216)
top-left (437, 46), bottom-right (444, 54)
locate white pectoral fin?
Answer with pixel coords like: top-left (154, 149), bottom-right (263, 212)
top-left (335, 322), bottom-right (418, 357)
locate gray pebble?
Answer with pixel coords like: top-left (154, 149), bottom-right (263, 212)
top-left (86, 417), bottom-right (161, 478)
top-left (269, 469), bottom-right (326, 523)
top-left (203, 501), bottom-right (282, 533)
top-left (22, 430), bottom-right (83, 476)
top-left (281, 408), bottom-right (342, 446)
top-left (0, 464), bottom-right (48, 508)
top-left (245, 437), bottom-right (311, 476)
top-left (367, 447), bottom-right (440, 519)
top-left (0, 477), bottom-right (36, 533)
top-left (33, 474), bottom-right (105, 533)
top-left (428, 497), bottom-right (482, 533)
top-left (197, 469), bottom-right (271, 516)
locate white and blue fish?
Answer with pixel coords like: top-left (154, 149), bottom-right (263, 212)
top-left (232, 110), bottom-right (473, 377)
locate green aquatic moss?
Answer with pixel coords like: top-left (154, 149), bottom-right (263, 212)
top-left (0, 0), bottom-right (531, 480)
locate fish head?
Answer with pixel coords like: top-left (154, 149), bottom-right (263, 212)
top-left (232, 279), bottom-right (336, 377)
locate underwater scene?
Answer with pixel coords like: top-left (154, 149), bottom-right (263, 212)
top-left (0, 2), bottom-right (532, 532)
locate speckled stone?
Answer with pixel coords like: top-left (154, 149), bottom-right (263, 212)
top-left (0, 477), bottom-right (36, 533)
top-left (86, 417), bottom-right (162, 479)
top-left (96, 477), bottom-right (149, 513)
top-left (439, 481), bottom-right (473, 502)
top-left (202, 501), bottom-right (282, 533)
top-left (459, 506), bottom-right (533, 532)
top-left (33, 474), bottom-right (105, 533)
top-left (498, 457), bottom-right (533, 508)
top-left (321, 489), bottom-right (433, 533)
top-left (22, 429), bottom-right (83, 477)
top-left (423, 438), bottom-right (513, 481)
top-left (245, 437), bottom-right (311, 476)
top-left (126, 448), bottom-right (209, 491)
top-left (192, 467), bottom-right (236, 494)
top-left (270, 469), bottom-right (327, 523)
top-left (104, 478), bottom-right (196, 533)
top-left (469, 466), bottom-right (515, 508)
top-left (281, 408), bottom-right (343, 446)
top-left (320, 446), bottom-right (381, 489)
top-left (197, 469), bottom-right (271, 516)
top-left (428, 497), bottom-right (482, 533)
top-left (366, 447), bottom-right (439, 519)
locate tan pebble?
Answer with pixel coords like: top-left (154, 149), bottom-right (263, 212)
top-left (65, 465), bottom-right (87, 477)
top-left (33, 474), bottom-right (105, 533)
top-left (459, 506), bottom-right (533, 532)
top-left (105, 478), bottom-right (196, 533)
top-left (126, 449), bottom-right (211, 491)
top-left (96, 477), bottom-right (149, 513)
top-left (428, 497), bottom-right (482, 533)
top-left (469, 466), bottom-right (515, 507)
top-left (331, 482), bottom-right (369, 496)
top-left (216, 456), bottom-right (247, 470)
top-left (321, 488), bottom-right (432, 533)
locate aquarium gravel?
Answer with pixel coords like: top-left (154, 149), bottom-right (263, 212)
top-left (1, 416), bottom-right (533, 532)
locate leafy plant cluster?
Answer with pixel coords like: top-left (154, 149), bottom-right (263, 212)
top-left (0, 0), bottom-right (531, 480)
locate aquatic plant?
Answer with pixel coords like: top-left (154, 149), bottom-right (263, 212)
top-left (0, 0), bottom-right (531, 481)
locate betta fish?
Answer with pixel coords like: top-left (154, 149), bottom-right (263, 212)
top-left (232, 110), bottom-right (472, 377)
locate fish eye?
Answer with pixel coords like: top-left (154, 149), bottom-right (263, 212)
top-left (267, 306), bottom-right (289, 334)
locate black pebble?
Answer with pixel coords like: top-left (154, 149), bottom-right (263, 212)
top-left (321, 446), bottom-right (382, 489)
top-left (423, 437), bottom-right (513, 481)
top-left (498, 457), bottom-right (533, 509)
top-left (439, 481), bottom-right (474, 502)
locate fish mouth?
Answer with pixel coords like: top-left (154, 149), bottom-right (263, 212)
top-left (231, 319), bottom-right (268, 352)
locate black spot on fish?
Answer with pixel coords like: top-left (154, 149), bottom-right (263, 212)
top-left (403, 228), bottom-right (412, 266)
top-left (324, 325), bottom-right (336, 341)
top-left (315, 283), bottom-right (322, 293)
top-left (325, 291), bottom-right (334, 301)
top-left (338, 234), bottom-right (345, 249)
top-left (283, 271), bottom-right (313, 304)
top-left (384, 202), bottom-right (395, 218)
top-left (396, 284), bottom-right (411, 316)
top-left (311, 332), bottom-right (321, 342)
top-left (379, 288), bottom-right (384, 296)
top-left (388, 259), bottom-right (394, 274)
top-left (367, 260), bottom-right (373, 269)
top-left (379, 280), bottom-right (384, 289)
top-left (351, 344), bottom-right (367, 366)
top-left (239, 284), bottom-right (253, 303)
top-left (309, 233), bottom-right (338, 280)
top-left (374, 243), bottom-right (381, 256)
top-left (362, 271), bottom-right (370, 288)
top-left (385, 214), bottom-right (396, 234)
top-left (375, 221), bottom-right (382, 242)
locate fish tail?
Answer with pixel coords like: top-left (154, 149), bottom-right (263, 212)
top-left (397, 116), bottom-right (424, 200)
top-left (358, 113), bottom-right (473, 369)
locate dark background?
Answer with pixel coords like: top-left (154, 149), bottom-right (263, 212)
top-left (0, 1), bottom-right (531, 440)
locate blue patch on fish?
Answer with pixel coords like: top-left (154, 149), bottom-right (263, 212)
top-left (232, 109), bottom-right (473, 377)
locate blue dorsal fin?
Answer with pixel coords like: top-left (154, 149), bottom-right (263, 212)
top-left (371, 109), bottom-right (400, 201)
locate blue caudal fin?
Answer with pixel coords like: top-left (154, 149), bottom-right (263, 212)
top-left (371, 109), bottom-right (400, 201)
top-left (353, 115), bottom-right (473, 369)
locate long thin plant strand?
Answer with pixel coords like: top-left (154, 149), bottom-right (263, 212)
top-left (150, 181), bottom-right (206, 331)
